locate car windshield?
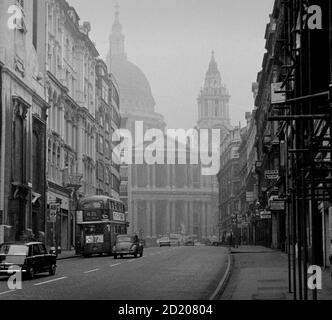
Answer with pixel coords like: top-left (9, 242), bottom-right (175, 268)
top-left (160, 237), bottom-right (169, 241)
top-left (0, 244), bottom-right (29, 256)
top-left (117, 236), bottom-right (132, 243)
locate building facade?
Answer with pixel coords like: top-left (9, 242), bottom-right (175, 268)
top-left (0, 0), bottom-right (48, 243)
top-left (217, 127), bottom-right (242, 242)
top-left (44, 0), bottom-right (122, 250)
top-left (254, 0), bottom-right (332, 300)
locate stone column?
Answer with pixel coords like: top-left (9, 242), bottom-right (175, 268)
top-left (172, 165), bottom-right (176, 189)
top-left (184, 201), bottom-right (189, 235)
top-left (184, 166), bottom-right (188, 189)
top-left (152, 165), bottom-right (156, 189)
top-left (166, 165), bottom-right (171, 188)
top-left (189, 202), bottom-right (194, 235)
top-left (133, 200), bottom-right (138, 235)
top-left (204, 202), bottom-right (208, 238)
top-left (190, 166), bottom-right (194, 188)
top-left (151, 201), bottom-right (156, 238)
top-left (171, 201), bottom-right (176, 233)
top-left (207, 202), bottom-right (212, 237)
top-left (146, 201), bottom-right (151, 238)
top-left (147, 165), bottom-right (151, 189)
top-left (166, 201), bottom-right (170, 235)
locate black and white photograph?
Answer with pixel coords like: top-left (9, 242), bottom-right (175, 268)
top-left (0, 0), bottom-right (331, 310)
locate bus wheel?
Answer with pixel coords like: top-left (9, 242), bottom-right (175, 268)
top-left (140, 251), bottom-right (143, 258)
top-left (134, 253), bottom-right (138, 258)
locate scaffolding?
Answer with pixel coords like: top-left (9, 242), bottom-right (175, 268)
top-left (268, 0), bottom-right (332, 300)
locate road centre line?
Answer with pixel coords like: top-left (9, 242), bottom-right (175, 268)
top-left (83, 269), bottom-right (100, 274)
top-left (0, 290), bottom-right (17, 296)
top-left (110, 263), bottom-right (121, 267)
top-left (34, 277), bottom-right (68, 286)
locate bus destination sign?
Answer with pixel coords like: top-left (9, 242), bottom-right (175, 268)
top-left (113, 212), bottom-right (125, 222)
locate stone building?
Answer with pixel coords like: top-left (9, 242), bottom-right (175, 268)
top-left (95, 59), bottom-right (121, 199)
top-left (45, 0), bottom-right (121, 249)
top-left (107, 8), bottom-right (226, 242)
top-left (0, 0), bottom-right (48, 243)
top-left (217, 127), bottom-right (242, 242)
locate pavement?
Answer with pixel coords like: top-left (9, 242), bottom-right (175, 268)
top-left (56, 250), bottom-right (79, 260)
top-left (0, 245), bottom-right (229, 300)
top-left (221, 245), bottom-right (332, 300)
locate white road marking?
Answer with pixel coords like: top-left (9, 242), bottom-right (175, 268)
top-left (83, 268), bottom-right (100, 274)
top-left (34, 277), bottom-right (68, 286)
top-left (0, 290), bottom-right (17, 296)
top-left (110, 263), bottom-right (121, 267)
top-left (128, 259), bottom-right (136, 263)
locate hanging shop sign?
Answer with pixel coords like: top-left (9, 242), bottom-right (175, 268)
top-left (246, 192), bottom-right (254, 202)
top-left (265, 170), bottom-right (279, 180)
top-left (270, 200), bottom-right (285, 211)
top-left (260, 210), bottom-right (272, 220)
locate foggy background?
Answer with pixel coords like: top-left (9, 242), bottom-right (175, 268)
top-left (68, 0), bottom-right (274, 129)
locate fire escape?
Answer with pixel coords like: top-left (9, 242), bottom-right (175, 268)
top-left (268, 0), bottom-right (332, 300)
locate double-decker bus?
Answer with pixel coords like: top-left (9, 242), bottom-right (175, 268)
top-left (76, 195), bottom-right (128, 257)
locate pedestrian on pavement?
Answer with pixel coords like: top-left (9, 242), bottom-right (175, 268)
top-left (229, 233), bottom-right (233, 248)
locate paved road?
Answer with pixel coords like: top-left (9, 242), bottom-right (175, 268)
top-left (0, 246), bottom-right (228, 300)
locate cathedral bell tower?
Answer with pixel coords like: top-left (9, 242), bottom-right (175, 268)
top-left (197, 51), bottom-right (231, 130)
top-left (109, 3), bottom-right (127, 61)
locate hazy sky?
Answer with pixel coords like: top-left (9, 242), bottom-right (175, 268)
top-left (68, 0), bottom-right (274, 129)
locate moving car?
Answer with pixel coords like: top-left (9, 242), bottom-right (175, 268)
top-left (0, 242), bottom-right (57, 279)
top-left (113, 235), bottom-right (143, 259)
top-left (158, 237), bottom-right (171, 247)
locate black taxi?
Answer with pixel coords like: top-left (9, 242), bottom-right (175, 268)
top-left (0, 242), bottom-right (57, 279)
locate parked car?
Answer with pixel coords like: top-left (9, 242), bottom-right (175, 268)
top-left (158, 237), bottom-right (171, 247)
top-left (113, 235), bottom-right (143, 259)
top-left (184, 236), bottom-right (195, 246)
top-left (0, 242), bottom-right (57, 279)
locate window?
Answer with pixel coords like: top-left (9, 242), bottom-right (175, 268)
top-left (32, 244), bottom-right (40, 256)
top-left (38, 244), bottom-right (46, 255)
top-left (98, 135), bottom-right (104, 154)
top-left (102, 82), bottom-right (108, 102)
top-left (57, 147), bottom-right (61, 167)
top-left (105, 141), bottom-right (110, 159)
top-left (105, 116), bottom-right (110, 132)
top-left (99, 112), bottom-right (104, 127)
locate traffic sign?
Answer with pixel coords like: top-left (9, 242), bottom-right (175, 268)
top-left (49, 203), bottom-right (60, 223)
